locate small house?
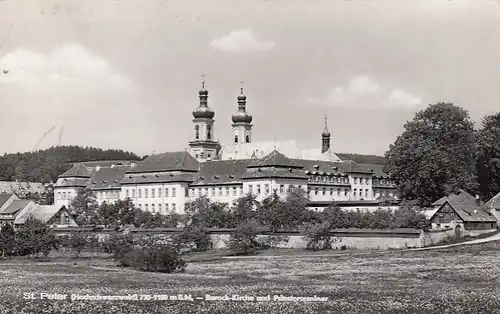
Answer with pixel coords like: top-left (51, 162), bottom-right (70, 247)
top-left (429, 190), bottom-right (497, 236)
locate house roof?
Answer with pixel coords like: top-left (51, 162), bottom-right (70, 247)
top-left (241, 167), bottom-right (310, 180)
top-left (430, 190), bottom-right (497, 223)
top-left (431, 196), bottom-right (448, 207)
top-left (121, 173), bottom-right (196, 184)
top-left (57, 177), bottom-right (90, 188)
top-left (60, 164), bottom-right (92, 178)
top-left (127, 151), bottom-right (199, 173)
top-left (486, 192), bottom-right (500, 209)
top-left (89, 165), bottom-right (132, 189)
top-left (16, 204), bottom-right (67, 224)
top-left (248, 150), bottom-right (302, 168)
top-left (0, 200), bottom-right (31, 215)
top-left (191, 159), bottom-right (253, 186)
top-left (0, 181), bottom-right (45, 194)
top-left (0, 193), bottom-right (14, 208)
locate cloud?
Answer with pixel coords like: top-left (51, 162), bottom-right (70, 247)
top-left (0, 43), bottom-right (133, 93)
top-left (307, 75), bottom-right (422, 109)
top-left (210, 29), bottom-right (275, 53)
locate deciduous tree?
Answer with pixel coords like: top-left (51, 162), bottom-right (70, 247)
top-left (385, 103), bottom-right (477, 206)
top-left (476, 113), bottom-right (500, 200)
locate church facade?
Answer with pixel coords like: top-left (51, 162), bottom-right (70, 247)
top-left (54, 82), bottom-right (397, 214)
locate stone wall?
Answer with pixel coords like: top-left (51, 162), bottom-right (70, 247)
top-left (52, 227), bottom-right (495, 251)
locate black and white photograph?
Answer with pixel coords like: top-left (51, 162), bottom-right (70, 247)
top-left (0, 0), bottom-right (500, 313)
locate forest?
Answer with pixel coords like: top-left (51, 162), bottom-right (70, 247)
top-left (0, 146), bottom-right (141, 183)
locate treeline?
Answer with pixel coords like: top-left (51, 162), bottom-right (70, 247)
top-left (0, 146), bottom-right (140, 183)
top-left (384, 103), bottom-right (500, 205)
top-left (337, 153), bottom-right (386, 165)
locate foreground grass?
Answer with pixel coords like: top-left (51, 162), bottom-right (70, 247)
top-left (1, 242), bottom-right (500, 313)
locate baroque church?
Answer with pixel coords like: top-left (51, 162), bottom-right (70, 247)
top-left (54, 81), bottom-right (397, 214)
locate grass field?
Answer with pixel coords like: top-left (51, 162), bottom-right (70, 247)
top-left (1, 242), bottom-right (500, 314)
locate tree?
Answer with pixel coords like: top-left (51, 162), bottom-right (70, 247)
top-left (71, 188), bottom-right (100, 227)
top-left (227, 219), bottom-right (264, 255)
top-left (15, 217), bottom-right (58, 257)
top-left (385, 103), bottom-right (477, 206)
top-left (476, 113), bottom-right (500, 200)
top-left (0, 224), bottom-right (16, 258)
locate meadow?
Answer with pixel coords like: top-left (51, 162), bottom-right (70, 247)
top-left (1, 242), bottom-right (500, 314)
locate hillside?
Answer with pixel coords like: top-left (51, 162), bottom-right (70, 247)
top-left (0, 146), bottom-right (140, 183)
top-left (336, 153), bottom-right (386, 165)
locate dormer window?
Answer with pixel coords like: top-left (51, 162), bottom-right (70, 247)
top-left (214, 175), bottom-right (220, 180)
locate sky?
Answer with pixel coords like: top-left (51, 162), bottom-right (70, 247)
top-left (0, 0), bottom-right (499, 157)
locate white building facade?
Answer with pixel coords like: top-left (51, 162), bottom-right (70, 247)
top-left (54, 83), bottom-right (398, 214)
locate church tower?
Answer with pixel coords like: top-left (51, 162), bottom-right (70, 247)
top-left (321, 115), bottom-right (331, 154)
top-left (189, 76), bottom-right (221, 161)
top-left (231, 82), bottom-right (253, 145)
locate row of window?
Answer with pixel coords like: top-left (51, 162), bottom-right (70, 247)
top-left (57, 192), bottom-right (72, 200)
top-left (190, 186), bottom-right (238, 197)
top-left (96, 191), bottom-right (120, 199)
top-left (137, 203), bottom-right (177, 213)
top-left (309, 187), bottom-right (350, 196)
top-left (311, 176), bottom-right (349, 184)
top-left (373, 179), bottom-right (395, 186)
top-left (125, 187), bottom-right (178, 199)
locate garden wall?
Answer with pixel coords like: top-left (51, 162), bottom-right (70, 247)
top-left (52, 227), bottom-right (495, 251)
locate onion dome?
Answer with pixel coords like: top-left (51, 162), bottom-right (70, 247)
top-left (193, 81), bottom-right (215, 119)
top-left (232, 85), bottom-right (252, 123)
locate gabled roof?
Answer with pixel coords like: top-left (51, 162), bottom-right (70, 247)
top-left (486, 192), bottom-right (500, 209)
top-left (248, 150), bottom-right (302, 169)
top-left (0, 200), bottom-right (31, 215)
top-left (127, 151), bottom-right (199, 173)
top-left (432, 196), bottom-right (448, 207)
top-left (430, 190), bottom-right (497, 223)
top-left (121, 173), bottom-right (196, 184)
top-left (16, 204), bottom-right (68, 224)
top-left (60, 164), bottom-right (91, 178)
top-left (0, 193), bottom-right (14, 208)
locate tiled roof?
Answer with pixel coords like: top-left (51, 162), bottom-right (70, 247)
top-left (60, 164), bottom-right (91, 178)
top-left (89, 165), bottom-right (132, 189)
top-left (241, 167), bottom-right (310, 180)
top-left (486, 192), bottom-right (500, 209)
top-left (0, 193), bottom-right (14, 208)
top-left (191, 159), bottom-right (252, 186)
top-left (57, 177), bottom-right (90, 187)
top-left (0, 200), bottom-right (31, 215)
top-left (127, 151), bottom-right (199, 173)
top-left (121, 173), bottom-right (195, 184)
top-left (16, 204), bottom-right (67, 224)
top-left (248, 150), bottom-right (302, 168)
top-left (0, 181), bottom-right (45, 194)
top-left (431, 190), bottom-right (497, 223)
top-left (67, 160), bottom-right (138, 168)
top-left (432, 196), bottom-right (448, 207)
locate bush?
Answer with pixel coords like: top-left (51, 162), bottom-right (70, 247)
top-left (174, 226), bottom-right (212, 253)
top-left (302, 222), bottom-right (332, 251)
top-left (119, 245), bottom-right (186, 273)
top-left (227, 220), bottom-right (264, 255)
top-left (15, 217), bottom-right (59, 257)
top-left (102, 234), bottom-right (135, 259)
top-left (257, 235), bottom-right (290, 249)
top-left (0, 224), bottom-right (16, 258)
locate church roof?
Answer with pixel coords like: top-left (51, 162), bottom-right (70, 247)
top-left (127, 151), bottom-right (199, 173)
top-left (60, 164), bottom-right (92, 178)
top-left (248, 150), bottom-right (302, 168)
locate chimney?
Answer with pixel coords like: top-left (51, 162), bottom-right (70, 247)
top-left (96, 166), bottom-right (101, 172)
top-left (476, 194), bottom-right (480, 207)
top-left (111, 164), bottom-right (115, 169)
